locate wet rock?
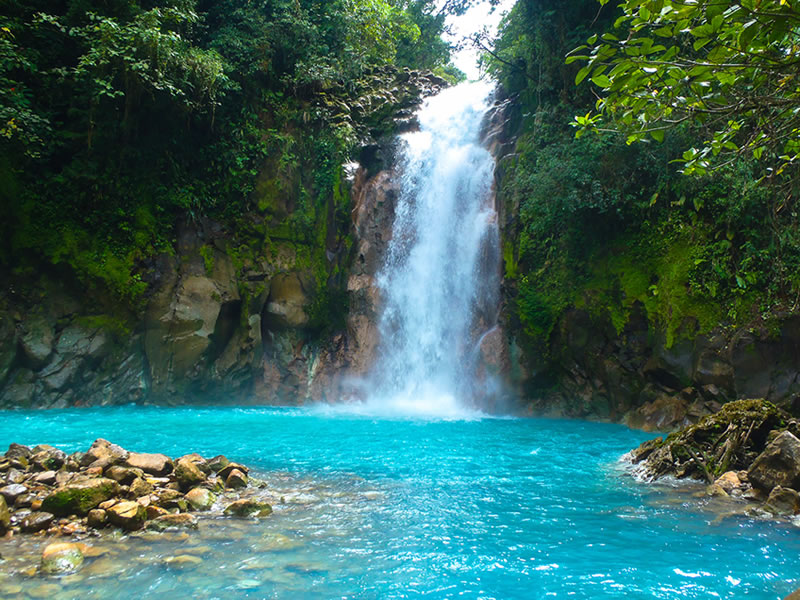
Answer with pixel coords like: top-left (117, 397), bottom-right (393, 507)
top-left (225, 469), bottom-right (248, 489)
top-left (125, 452), bottom-right (173, 476)
top-left (34, 470), bottom-right (58, 486)
top-left (129, 477), bottom-right (154, 498)
top-left (764, 486), bottom-right (800, 516)
top-left (714, 471), bottom-right (742, 493)
top-left (163, 554), bottom-right (202, 567)
top-left (105, 465), bottom-right (143, 485)
top-left (87, 509), bottom-right (107, 529)
top-left (0, 483), bottom-right (27, 505)
top-left (0, 495), bottom-right (9, 533)
top-left (207, 455), bottom-right (230, 473)
top-left (185, 487), bottom-right (215, 511)
top-left (21, 511), bottom-right (55, 533)
top-left (5, 443), bottom-right (31, 462)
top-left (223, 498), bottom-right (272, 517)
top-left (14, 492), bottom-right (37, 508)
top-left (42, 478), bottom-right (119, 516)
top-left (41, 542), bottom-right (84, 575)
top-left (5, 467), bottom-right (25, 484)
top-left (175, 457), bottom-right (206, 490)
top-left (748, 431), bottom-right (800, 492)
top-left (704, 483), bottom-right (729, 498)
top-left (80, 439), bottom-right (129, 468)
top-left (180, 453), bottom-right (212, 475)
top-left (30, 447), bottom-right (66, 471)
top-left (145, 513), bottom-right (198, 531)
top-left (107, 501), bottom-right (146, 531)
top-left (146, 505), bottom-right (169, 520)
top-left (218, 462), bottom-right (249, 480)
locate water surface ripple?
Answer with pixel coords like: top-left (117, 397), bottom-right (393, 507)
top-left (0, 406), bottom-right (798, 599)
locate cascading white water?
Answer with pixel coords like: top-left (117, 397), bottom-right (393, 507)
top-left (365, 81), bottom-right (501, 416)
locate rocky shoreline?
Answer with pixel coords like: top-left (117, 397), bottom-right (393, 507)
top-left (628, 398), bottom-right (800, 519)
top-left (0, 439), bottom-right (272, 576)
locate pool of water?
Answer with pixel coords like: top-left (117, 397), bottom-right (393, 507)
top-left (0, 406), bottom-right (798, 599)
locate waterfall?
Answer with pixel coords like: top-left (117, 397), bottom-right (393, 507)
top-left (365, 81), bottom-right (501, 416)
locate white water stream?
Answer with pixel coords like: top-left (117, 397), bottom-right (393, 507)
top-left (364, 81), bottom-right (501, 417)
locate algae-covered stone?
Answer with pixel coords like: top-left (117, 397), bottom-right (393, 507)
top-left (0, 496), bottom-right (9, 533)
top-left (175, 457), bottom-right (206, 490)
top-left (207, 455), bottom-right (230, 473)
top-left (41, 542), bottom-right (84, 575)
top-left (225, 469), bottom-right (248, 489)
top-left (223, 498), bottom-right (272, 517)
top-left (107, 500), bottom-right (146, 530)
top-left (41, 478), bottom-right (119, 516)
top-left (185, 487), bottom-right (215, 511)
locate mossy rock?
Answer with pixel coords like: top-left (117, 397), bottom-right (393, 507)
top-left (41, 478), bottom-right (119, 516)
top-left (630, 399), bottom-right (788, 481)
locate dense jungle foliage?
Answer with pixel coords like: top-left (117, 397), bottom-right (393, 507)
top-left (0, 0), bottom-right (460, 303)
top-left (487, 0), bottom-right (800, 351)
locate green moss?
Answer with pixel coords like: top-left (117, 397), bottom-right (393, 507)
top-left (199, 244), bottom-right (215, 276)
top-left (41, 479), bottom-right (118, 516)
top-left (75, 314), bottom-right (132, 339)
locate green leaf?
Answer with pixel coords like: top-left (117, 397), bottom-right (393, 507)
top-left (591, 74), bottom-right (612, 88)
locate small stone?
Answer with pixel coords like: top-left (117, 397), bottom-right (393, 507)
top-left (146, 505), bottom-right (169, 520)
top-left (145, 513), bottom-right (198, 531)
top-left (21, 511), bottom-right (55, 532)
top-left (218, 463), bottom-right (249, 480)
top-left (175, 457), bottom-right (206, 491)
top-left (87, 509), bottom-right (107, 529)
top-left (107, 501), bottom-right (146, 531)
top-left (125, 453), bottom-right (173, 477)
top-left (99, 499), bottom-right (118, 510)
top-left (61, 520), bottom-right (87, 535)
top-left (80, 439), bottom-right (129, 468)
top-left (223, 498), bottom-right (272, 517)
top-left (764, 486), bottom-right (800, 516)
top-left (14, 492), bottom-right (36, 509)
top-left (0, 495), bottom-right (9, 533)
top-left (129, 477), bottom-right (154, 498)
top-left (714, 471), bottom-right (741, 493)
top-left (0, 484), bottom-right (28, 505)
top-left (105, 465), bottom-right (143, 485)
top-left (34, 471), bottom-right (58, 486)
top-left (185, 487), bottom-right (215, 511)
top-left (30, 448), bottom-right (66, 471)
top-left (163, 554), bottom-right (202, 567)
top-left (179, 453), bottom-right (212, 475)
top-left (5, 443), bottom-right (31, 461)
top-left (225, 469), bottom-right (248, 489)
top-left (5, 468), bottom-right (24, 484)
top-left (41, 542), bottom-right (84, 574)
top-left (207, 455), bottom-right (230, 473)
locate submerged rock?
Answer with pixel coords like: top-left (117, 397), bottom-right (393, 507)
top-left (145, 513), bottom-right (198, 531)
top-left (224, 499), bottom-right (272, 517)
top-left (0, 496), bottom-right (9, 533)
top-left (185, 487), bottom-right (215, 511)
top-left (41, 542), bottom-right (84, 575)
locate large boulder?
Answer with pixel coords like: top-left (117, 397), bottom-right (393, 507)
top-left (125, 452), bottom-right (173, 476)
top-left (41, 478), bottom-right (119, 516)
top-left (763, 486), bottom-right (800, 516)
top-left (41, 542), bottom-right (84, 575)
top-left (748, 431), bottom-right (800, 492)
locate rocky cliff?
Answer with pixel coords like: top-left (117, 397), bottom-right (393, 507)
top-left (0, 70), bottom-right (446, 409)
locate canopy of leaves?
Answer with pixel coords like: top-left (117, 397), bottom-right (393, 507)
top-left (0, 0), bottom-right (458, 302)
top-left (571, 0), bottom-right (800, 185)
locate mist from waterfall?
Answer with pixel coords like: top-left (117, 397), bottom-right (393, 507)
top-left (364, 80), bottom-right (501, 417)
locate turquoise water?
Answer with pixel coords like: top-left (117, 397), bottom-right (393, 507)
top-left (1, 406), bottom-right (799, 599)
